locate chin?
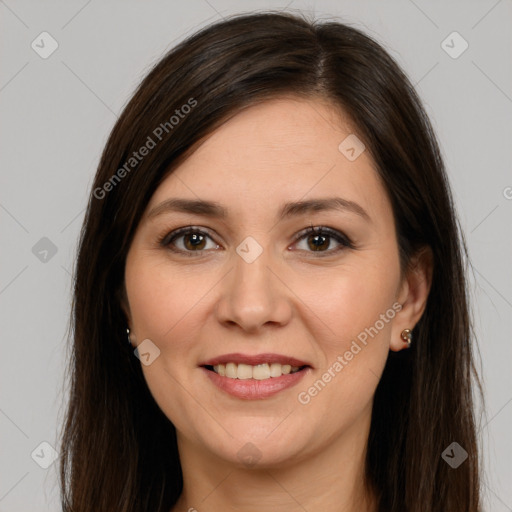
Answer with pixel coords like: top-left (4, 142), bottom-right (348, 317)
top-left (198, 422), bottom-right (314, 469)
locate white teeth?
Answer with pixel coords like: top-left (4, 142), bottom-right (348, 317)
top-left (253, 364), bottom-right (270, 380)
top-left (269, 363), bottom-right (282, 377)
top-left (211, 362), bottom-right (302, 379)
top-left (237, 363), bottom-right (253, 380)
top-left (215, 364), bottom-right (226, 377)
top-left (282, 364), bottom-right (292, 375)
top-left (225, 362), bottom-right (237, 378)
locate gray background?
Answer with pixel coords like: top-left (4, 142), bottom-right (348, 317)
top-left (1, 1), bottom-right (511, 510)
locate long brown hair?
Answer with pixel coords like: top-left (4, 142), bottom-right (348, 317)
top-left (59, 10), bottom-right (483, 511)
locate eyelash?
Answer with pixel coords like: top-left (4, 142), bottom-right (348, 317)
top-left (158, 224), bottom-right (355, 258)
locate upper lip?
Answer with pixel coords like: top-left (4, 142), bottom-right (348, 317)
top-left (199, 353), bottom-right (312, 368)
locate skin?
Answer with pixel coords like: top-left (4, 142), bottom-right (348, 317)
top-left (123, 97), bottom-right (433, 512)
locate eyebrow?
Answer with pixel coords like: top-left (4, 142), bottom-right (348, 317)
top-left (147, 196), bottom-right (371, 223)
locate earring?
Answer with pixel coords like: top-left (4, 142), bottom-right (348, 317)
top-left (127, 327), bottom-right (132, 346)
top-left (401, 328), bottom-right (412, 348)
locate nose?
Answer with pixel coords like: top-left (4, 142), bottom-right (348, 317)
top-left (214, 243), bottom-right (293, 333)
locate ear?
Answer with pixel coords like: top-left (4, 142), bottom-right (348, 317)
top-left (390, 246), bottom-right (433, 352)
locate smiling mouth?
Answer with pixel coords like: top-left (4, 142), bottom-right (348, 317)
top-left (203, 363), bottom-right (309, 380)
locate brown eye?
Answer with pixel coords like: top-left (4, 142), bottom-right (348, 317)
top-left (306, 232), bottom-right (330, 251)
top-left (292, 226), bottom-right (353, 255)
top-left (182, 232), bottom-right (207, 251)
top-left (160, 227), bottom-right (220, 255)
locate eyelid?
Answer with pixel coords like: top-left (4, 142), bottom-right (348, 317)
top-left (159, 225), bottom-right (354, 255)
top-left (292, 225), bottom-right (353, 247)
top-left (159, 225), bottom-right (218, 247)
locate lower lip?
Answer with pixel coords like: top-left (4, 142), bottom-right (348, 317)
top-left (201, 367), bottom-right (310, 400)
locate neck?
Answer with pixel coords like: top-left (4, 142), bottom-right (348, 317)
top-left (171, 410), bottom-right (378, 512)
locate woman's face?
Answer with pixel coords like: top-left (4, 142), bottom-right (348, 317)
top-left (124, 97), bottom-right (412, 468)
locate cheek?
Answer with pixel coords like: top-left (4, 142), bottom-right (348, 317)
top-left (125, 255), bottom-right (205, 343)
top-left (296, 253), bottom-right (400, 417)
top-left (124, 255), bottom-right (208, 426)
top-left (295, 276), bottom-right (396, 435)
top-left (296, 256), bottom-right (400, 349)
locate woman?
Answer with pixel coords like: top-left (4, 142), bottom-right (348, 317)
top-left (59, 11), bottom-right (482, 512)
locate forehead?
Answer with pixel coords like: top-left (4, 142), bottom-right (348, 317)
top-left (145, 97), bottom-right (392, 228)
